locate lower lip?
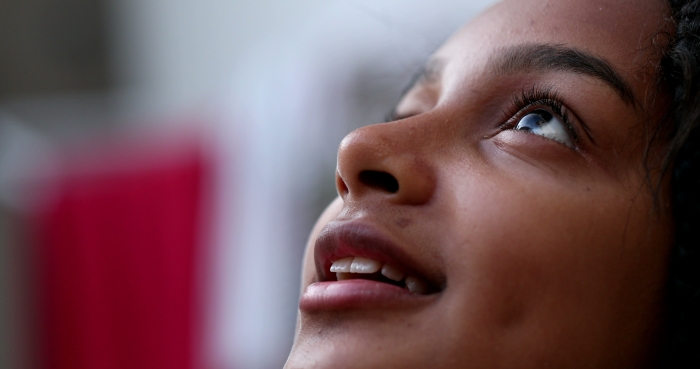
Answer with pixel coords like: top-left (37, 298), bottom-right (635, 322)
top-left (299, 280), bottom-right (436, 312)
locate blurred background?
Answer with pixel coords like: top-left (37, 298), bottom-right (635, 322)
top-left (0, 0), bottom-right (497, 368)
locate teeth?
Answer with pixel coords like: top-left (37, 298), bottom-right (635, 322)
top-left (381, 264), bottom-right (404, 281)
top-left (350, 257), bottom-right (382, 274)
top-left (405, 276), bottom-right (429, 294)
top-left (330, 257), bottom-right (431, 294)
top-left (330, 257), bottom-right (353, 273)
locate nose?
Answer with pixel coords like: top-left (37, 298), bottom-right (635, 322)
top-left (336, 121), bottom-right (436, 206)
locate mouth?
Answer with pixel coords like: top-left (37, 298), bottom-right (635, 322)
top-left (299, 220), bottom-right (443, 311)
top-left (329, 256), bottom-right (433, 294)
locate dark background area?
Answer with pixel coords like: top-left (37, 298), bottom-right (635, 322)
top-left (0, 0), bottom-right (112, 100)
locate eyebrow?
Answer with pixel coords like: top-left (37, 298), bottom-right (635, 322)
top-left (492, 43), bottom-right (637, 107)
top-left (391, 43), bottom-right (639, 120)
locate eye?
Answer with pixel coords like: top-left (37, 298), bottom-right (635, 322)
top-left (514, 109), bottom-right (574, 148)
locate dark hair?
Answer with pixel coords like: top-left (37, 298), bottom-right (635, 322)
top-left (662, 0), bottom-right (700, 367)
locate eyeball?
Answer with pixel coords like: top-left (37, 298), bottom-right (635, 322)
top-left (515, 110), bottom-right (574, 148)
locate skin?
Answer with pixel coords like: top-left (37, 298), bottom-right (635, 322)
top-left (286, 0), bottom-right (675, 368)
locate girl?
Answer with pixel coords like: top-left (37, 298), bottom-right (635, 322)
top-left (286, 0), bottom-right (700, 367)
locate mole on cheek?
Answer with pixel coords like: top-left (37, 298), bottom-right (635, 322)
top-left (396, 218), bottom-right (412, 228)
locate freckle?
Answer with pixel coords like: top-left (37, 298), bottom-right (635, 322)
top-left (396, 218), bottom-right (411, 228)
top-left (586, 187), bottom-right (591, 191)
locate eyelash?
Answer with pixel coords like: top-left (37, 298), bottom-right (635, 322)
top-left (385, 86), bottom-right (581, 148)
top-left (501, 87), bottom-right (580, 145)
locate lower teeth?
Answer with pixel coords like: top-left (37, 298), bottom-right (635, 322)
top-left (333, 272), bottom-right (429, 294)
top-left (405, 276), bottom-right (428, 294)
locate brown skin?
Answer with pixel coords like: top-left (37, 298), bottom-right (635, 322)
top-left (286, 0), bottom-right (675, 368)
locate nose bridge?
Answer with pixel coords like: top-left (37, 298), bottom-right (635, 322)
top-left (336, 120), bottom-right (437, 206)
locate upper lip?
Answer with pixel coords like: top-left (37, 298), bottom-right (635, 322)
top-left (314, 219), bottom-right (445, 291)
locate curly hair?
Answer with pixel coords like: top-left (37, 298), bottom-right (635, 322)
top-left (662, 0), bottom-right (700, 367)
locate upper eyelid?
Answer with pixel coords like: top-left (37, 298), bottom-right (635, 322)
top-left (505, 101), bottom-right (570, 128)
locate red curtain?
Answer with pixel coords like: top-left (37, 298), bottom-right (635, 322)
top-left (35, 139), bottom-right (206, 369)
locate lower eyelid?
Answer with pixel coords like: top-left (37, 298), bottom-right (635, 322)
top-left (493, 130), bottom-right (581, 155)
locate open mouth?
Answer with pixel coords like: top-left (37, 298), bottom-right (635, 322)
top-left (301, 219), bottom-right (443, 311)
top-left (329, 256), bottom-right (433, 295)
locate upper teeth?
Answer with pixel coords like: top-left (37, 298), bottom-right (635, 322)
top-left (329, 256), bottom-right (429, 294)
top-left (329, 257), bottom-right (354, 273)
top-left (330, 256), bottom-right (382, 274)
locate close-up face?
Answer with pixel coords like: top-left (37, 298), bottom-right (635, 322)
top-left (286, 0), bottom-right (676, 368)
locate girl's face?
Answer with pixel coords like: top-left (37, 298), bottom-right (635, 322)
top-left (286, 0), bottom-right (674, 368)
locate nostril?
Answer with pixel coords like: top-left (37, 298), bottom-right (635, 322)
top-left (359, 170), bottom-right (399, 193)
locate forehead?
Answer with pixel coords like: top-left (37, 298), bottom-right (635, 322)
top-left (435, 0), bottom-right (671, 101)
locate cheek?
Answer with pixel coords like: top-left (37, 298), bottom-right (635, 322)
top-left (438, 163), bottom-right (671, 363)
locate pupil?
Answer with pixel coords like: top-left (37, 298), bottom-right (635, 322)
top-left (516, 110), bottom-right (551, 131)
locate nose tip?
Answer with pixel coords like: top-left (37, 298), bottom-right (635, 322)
top-left (335, 123), bottom-right (436, 206)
